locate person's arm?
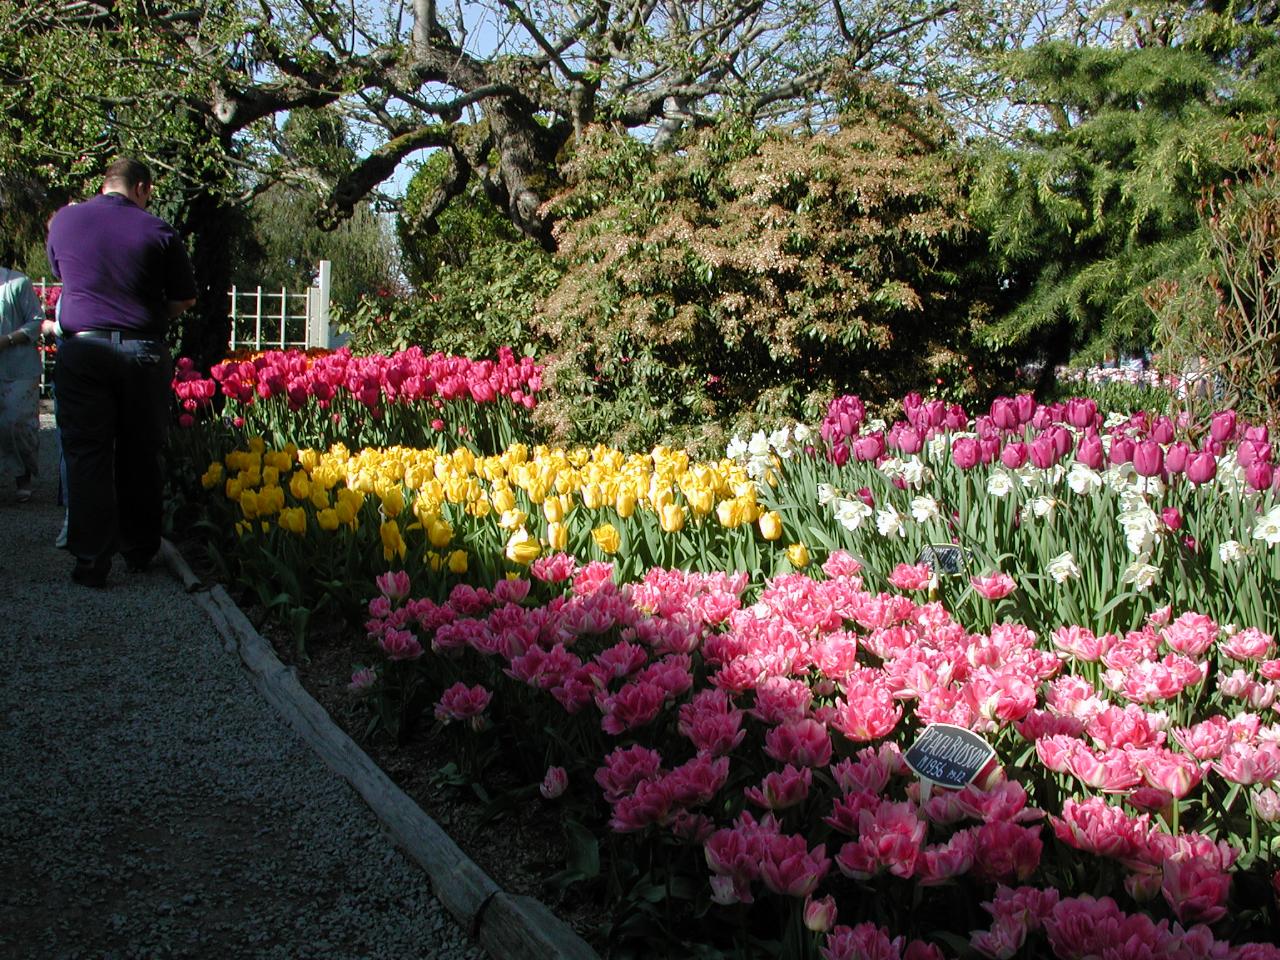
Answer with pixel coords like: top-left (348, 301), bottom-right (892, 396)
top-left (167, 297), bottom-right (197, 318)
top-left (0, 277), bottom-right (45, 349)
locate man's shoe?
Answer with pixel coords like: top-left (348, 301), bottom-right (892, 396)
top-left (54, 516), bottom-right (69, 549)
top-left (71, 557), bottom-right (110, 588)
top-left (121, 548), bottom-right (155, 572)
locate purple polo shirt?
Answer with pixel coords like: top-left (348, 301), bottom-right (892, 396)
top-left (46, 192), bottom-right (197, 336)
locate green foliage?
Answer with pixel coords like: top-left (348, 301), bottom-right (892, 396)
top-left (531, 99), bottom-right (991, 451)
top-left (397, 150), bottom-right (525, 289)
top-left (969, 3), bottom-right (1280, 367)
top-left (335, 236), bottom-right (561, 360)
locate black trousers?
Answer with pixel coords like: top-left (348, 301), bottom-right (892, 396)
top-left (53, 336), bottom-right (171, 566)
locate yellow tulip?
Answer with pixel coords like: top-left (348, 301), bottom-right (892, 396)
top-left (581, 483), bottom-right (604, 510)
top-left (225, 477), bottom-right (243, 502)
top-left (660, 502), bottom-right (686, 533)
top-left (491, 486), bottom-right (516, 514)
top-left (716, 498), bottom-right (740, 527)
top-left (288, 472), bottom-right (311, 501)
top-left (592, 523), bottom-right (621, 555)
top-left (258, 484), bottom-right (284, 516)
top-left (615, 489), bottom-right (637, 519)
top-left (499, 508), bottom-right (528, 530)
top-left (380, 520), bottom-right (407, 561)
top-left (238, 489), bottom-right (259, 519)
top-left (297, 448), bottom-right (321, 473)
top-left (447, 549), bottom-right (468, 574)
top-left (262, 465), bottom-right (280, 487)
top-left (543, 496), bottom-right (565, 524)
top-left (505, 527), bottom-right (542, 565)
top-left (380, 486), bottom-right (405, 519)
top-left (546, 520), bottom-right (568, 552)
top-left (758, 510), bottom-right (783, 541)
top-left (279, 507), bottom-right (307, 536)
top-left (786, 543), bottom-right (811, 568)
top-left (201, 462), bottom-right (224, 490)
top-left (248, 436), bottom-right (266, 455)
top-left (317, 508), bottom-right (339, 531)
top-left (310, 486), bottom-right (330, 510)
top-left (427, 517), bottom-right (454, 549)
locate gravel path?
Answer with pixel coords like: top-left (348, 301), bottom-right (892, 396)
top-left (0, 417), bottom-right (484, 960)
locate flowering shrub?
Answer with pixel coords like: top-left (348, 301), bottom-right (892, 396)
top-left (171, 345), bottom-right (543, 454)
top-left (350, 558), bottom-right (1280, 957)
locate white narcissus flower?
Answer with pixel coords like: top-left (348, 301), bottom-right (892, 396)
top-left (726, 435), bottom-right (747, 459)
top-left (1104, 463), bottom-right (1138, 492)
top-left (747, 431), bottom-right (771, 458)
top-left (768, 426), bottom-right (793, 457)
top-left (792, 423), bottom-right (813, 444)
top-left (876, 506), bottom-right (906, 538)
top-left (878, 457), bottom-right (904, 479)
top-left (834, 498), bottom-right (872, 531)
top-left (901, 456), bottom-right (929, 488)
top-left (1046, 551), bottom-right (1081, 583)
top-left (816, 483), bottom-right (837, 507)
top-left (1067, 464), bottom-right (1103, 495)
top-left (910, 495), bottom-right (940, 523)
top-left (1218, 540), bottom-right (1247, 564)
top-left (1121, 561), bottom-right (1160, 592)
top-left (1253, 505), bottom-right (1280, 547)
top-left (1029, 496), bottom-right (1058, 519)
top-left (927, 433), bottom-right (949, 459)
top-left (987, 472), bottom-right (1015, 498)
top-left (1103, 412), bottom-right (1130, 429)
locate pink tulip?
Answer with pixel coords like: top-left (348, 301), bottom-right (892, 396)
top-left (971, 571), bottom-right (1016, 600)
top-left (1246, 460), bottom-right (1274, 491)
top-left (1066, 397), bottom-right (1098, 429)
top-left (759, 833), bottom-right (830, 897)
top-left (1160, 507), bottom-right (1182, 530)
top-left (1075, 431), bottom-right (1105, 469)
top-left (1000, 441), bottom-right (1028, 469)
top-left (1028, 435), bottom-right (1058, 469)
top-left (1108, 435), bottom-right (1135, 466)
top-left (764, 719), bottom-right (833, 768)
top-left (434, 681), bottom-right (492, 722)
top-left (1164, 441), bottom-right (1190, 474)
top-left (853, 431), bottom-right (885, 461)
top-left (1132, 439), bottom-right (1163, 477)
top-left (1212, 742), bottom-right (1280, 785)
top-left (1161, 851), bottom-right (1231, 924)
top-left (540, 766), bottom-right (569, 799)
top-left (1219, 627), bottom-right (1276, 661)
top-left (990, 397), bottom-right (1019, 431)
top-left (745, 764), bottom-right (812, 810)
top-left (972, 820), bottom-right (1042, 883)
top-left (379, 627), bottom-right (424, 661)
top-left (1137, 749), bottom-right (1204, 799)
top-left (1150, 415), bottom-right (1174, 443)
top-left (1186, 449), bottom-right (1218, 484)
top-left (1209, 408), bottom-right (1237, 443)
top-left (951, 437), bottom-right (980, 470)
top-left (888, 562), bottom-right (933, 591)
top-left (804, 894), bottom-right (837, 932)
top-left (822, 924), bottom-right (904, 960)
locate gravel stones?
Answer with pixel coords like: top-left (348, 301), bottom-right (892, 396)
top-left (0, 418), bottom-right (483, 960)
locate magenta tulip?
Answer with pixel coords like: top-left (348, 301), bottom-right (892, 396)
top-left (1186, 450), bottom-right (1218, 485)
top-left (951, 437), bottom-right (980, 470)
top-left (1246, 461), bottom-right (1275, 492)
top-left (1066, 397), bottom-right (1098, 429)
top-left (1014, 392), bottom-right (1035, 424)
top-left (1076, 432), bottom-right (1105, 469)
top-left (1165, 441), bottom-right (1190, 474)
top-left (1210, 409), bottom-right (1237, 443)
top-left (1001, 442), bottom-right (1028, 469)
top-left (1150, 416), bottom-right (1174, 444)
top-left (990, 397), bottom-right (1018, 431)
top-left (1029, 436), bottom-right (1058, 469)
top-left (1132, 440), bottom-right (1164, 477)
top-left (1109, 435), bottom-right (1136, 466)
top-left (852, 432), bottom-right (885, 462)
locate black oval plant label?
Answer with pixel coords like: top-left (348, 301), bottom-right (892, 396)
top-left (904, 723), bottom-right (996, 789)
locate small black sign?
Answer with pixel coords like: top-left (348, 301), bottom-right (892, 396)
top-left (916, 544), bottom-right (968, 576)
top-left (904, 723), bottom-right (996, 789)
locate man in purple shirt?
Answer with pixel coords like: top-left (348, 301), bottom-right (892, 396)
top-left (46, 158), bottom-right (198, 587)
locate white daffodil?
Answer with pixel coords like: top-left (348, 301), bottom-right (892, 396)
top-left (1253, 505), bottom-right (1280, 547)
top-left (901, 456), bottom-right (929, 488)
top-left (725, 435), bottom-right (748, 460)
top-left (910, 495), bottom-right (941, 523)
top-left (792, 423), bottom-right (813, 444)
top-left (1118, 504), bottom-right (1160, 556)
top-left (1105, 463), bottom-right (1138, 493)
top-left (987, 471), bottom-right (1015, 498)
top-left (816, 483), bottom-right (837, 507)
top-left (834, 498), bottom-right (873, 532)
top-left (878, 457), bottom-right (904, 479)
top-left (1029, 496), bottom-right (1058, 519)
top-left (1046, 551), bottom-right (1081, 583)
top-left (876, 506), bottom-right (906, 538)
top-left (747, 431), bottom-right (772, 459)
top-left (768, 426), bottom-right (793, 458)
top-left (1103, 412), bottom-right (1130, 429)
top-left (1121, 560), bottom-right (1160, 592)
top-left (1067, 464), bottom-right (1103, 496)
top-left (927, 433), bottom-right (950, 459)
top-left (1218, 540), bottom-right (1247, 564)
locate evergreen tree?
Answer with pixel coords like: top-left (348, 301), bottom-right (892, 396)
top-left (969, 2), bottom-right (1280, 381)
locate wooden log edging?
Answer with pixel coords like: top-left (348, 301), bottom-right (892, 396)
top-left (157, 539), bottom-right (600, 960)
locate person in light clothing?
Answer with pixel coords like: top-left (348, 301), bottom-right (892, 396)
top-left (0, 255), bottom-right (45, 503)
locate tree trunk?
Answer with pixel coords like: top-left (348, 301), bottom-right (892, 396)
top-left (175, 189), bottom-right (238, 371)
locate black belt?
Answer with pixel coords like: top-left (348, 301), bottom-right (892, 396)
top-left (71, 330), bottom-right (159, 343)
